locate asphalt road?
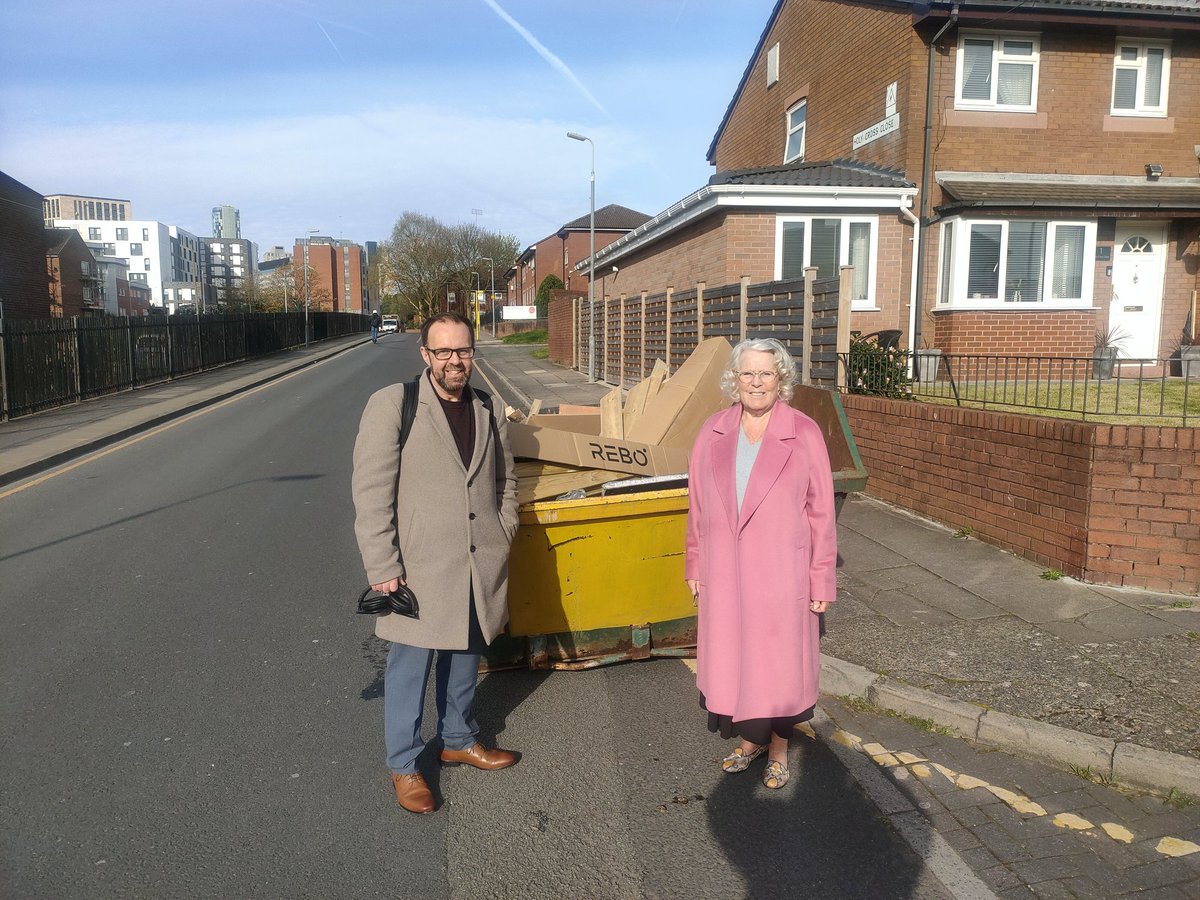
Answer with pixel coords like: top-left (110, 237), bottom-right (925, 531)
top-left (0, 334), bottom-right (953, 899)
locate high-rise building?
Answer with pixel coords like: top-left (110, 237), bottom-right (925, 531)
top-left (43, 194), bottom-right (132, 224)
top-left (293, 236), bottom-right (368, 313)
top-left (205, 237), bottom-right (258, 304)
top-left (50, 218), bottom-right (206, 310)
top-left (211, 205), bottom-right (240, 239)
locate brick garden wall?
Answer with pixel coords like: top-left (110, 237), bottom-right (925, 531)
top-left (841, 394), bottom-right (1199, 596)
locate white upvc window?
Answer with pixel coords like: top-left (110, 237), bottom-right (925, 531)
top-left (936, 217), bottom-right (1096, 308)
top-left (775, 215), bottom-right (879, 310)
top-left (1111, 39), bottom-right (1170, 116)
top-left (955, 32), bottom-right (1040, 112)
top-left (784, 100), bottom-right (806, 163)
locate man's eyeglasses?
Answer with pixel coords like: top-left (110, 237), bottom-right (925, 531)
top-left (736, 370), bottom-right (779, 383)
top-left (425, 347), bottom-right (475, 361)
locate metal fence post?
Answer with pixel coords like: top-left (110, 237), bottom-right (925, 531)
top-left (72, 317), bottom-right (82, 402)
top-left (0, 315), bottom-right (8, 420)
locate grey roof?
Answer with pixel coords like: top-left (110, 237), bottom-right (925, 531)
top-left (937, 171), bottom-right (1200, 209)
top-left (558, 204), bottom-right (652, 233)
top-left (709, 159), bottom-right (915, 189)
top-left (45, 227), bottom-right (85, 255)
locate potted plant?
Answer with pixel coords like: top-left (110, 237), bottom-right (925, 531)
top-left (1092, 325), bottom-right (1128, 380)
top-left (914, 340), bottom-right (942, 384)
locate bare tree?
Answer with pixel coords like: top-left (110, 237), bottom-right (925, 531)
top-left (382, 212), bottom-right (519, 323)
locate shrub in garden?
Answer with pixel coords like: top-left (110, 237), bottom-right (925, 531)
top-left (846, 337), bottom-right (913, 399)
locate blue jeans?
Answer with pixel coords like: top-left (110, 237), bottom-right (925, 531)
top-left (370, 325), bottom-right (379, 343)
top-left (383, 642), bottom-right (481, 773)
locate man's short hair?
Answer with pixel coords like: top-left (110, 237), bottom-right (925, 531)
top-left (420, 312), bottom-right (474, 347)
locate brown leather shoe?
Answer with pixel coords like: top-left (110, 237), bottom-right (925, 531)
top-left (390, 772), bottom-right (436, 814)
top-left (439, 743), bottom-right (518, 770)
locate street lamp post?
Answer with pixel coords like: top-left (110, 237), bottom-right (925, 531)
top-left (479, 257), bottom-right (495, 336)
top-left (566, 131), bottom-right (595, 381)
top-left (303, 229), bottom-right (318, 348)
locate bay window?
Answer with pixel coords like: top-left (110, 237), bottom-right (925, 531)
top-left (937, 218), bottom-right (1095, 307)
top-left (776, 215), bottom-right (878, 309)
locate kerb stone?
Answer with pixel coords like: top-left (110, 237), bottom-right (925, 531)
top-left (1113, 742), bottom-right (1200, 797)
top-left (978, 709), bottom-right (1114, 773)
top-left (869, 679), bottom-right (984, 740)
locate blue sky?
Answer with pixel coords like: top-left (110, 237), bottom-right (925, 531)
top-left (1, 0), bottom-right (777, 254)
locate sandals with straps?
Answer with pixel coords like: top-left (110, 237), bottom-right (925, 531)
top-left (721, 743), bottom-right (766, 773)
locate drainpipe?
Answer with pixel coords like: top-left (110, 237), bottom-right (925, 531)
top-left (912, 4), bottom-right (959, 353)
top-left (899, 196), bottom-right (920, 349)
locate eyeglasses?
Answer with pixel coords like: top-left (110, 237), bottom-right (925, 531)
top-left (736, 370), bottom-right (779, 383)
top-left (425, 347), bottom-right (475, 361)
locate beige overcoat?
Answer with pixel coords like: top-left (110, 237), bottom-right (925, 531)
top-left (351, 371), bottom-right (519, 649)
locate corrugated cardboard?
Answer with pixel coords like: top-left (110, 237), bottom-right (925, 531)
top-left (626, 337), bottom-right (732, 449)
top-left (525, 414), bottom-right (602, 434)
top-left (509, 423), bottom-right (690, 477)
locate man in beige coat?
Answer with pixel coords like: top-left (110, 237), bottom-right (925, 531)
top-left (352, 312), bottom-right (520, 814)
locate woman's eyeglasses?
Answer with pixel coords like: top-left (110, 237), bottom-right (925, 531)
top-left (736, 370), bottom-right (779, 383)
top-left (425, 347), bottom-right (475, 361)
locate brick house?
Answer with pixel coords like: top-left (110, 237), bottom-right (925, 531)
top-left (46, 228), bottom-right (102, 318)
top-left (509, 204), bottom-right (651, 306)
top-left (0, 171), bottom-right (51, 318)
top-left (583, 0), bottom-right (1200, 363)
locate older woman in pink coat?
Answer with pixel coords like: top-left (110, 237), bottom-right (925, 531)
top-left (685, 337), bottom-right (837, 789)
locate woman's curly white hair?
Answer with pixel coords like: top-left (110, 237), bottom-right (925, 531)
top-left (720, 338), bottom-right (798, 404)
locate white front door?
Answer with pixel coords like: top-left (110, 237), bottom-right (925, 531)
top-left (1108, 221), bottom-right (1166, 360)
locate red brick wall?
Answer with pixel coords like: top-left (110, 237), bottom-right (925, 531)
top-left (0, 171), bottom-right (50, 318)
top-left (932, 309), bottom-right (1097, 356)
top-left (1087, 426), bottom-right (1200, 594)
top-left (842, 394), bottom-right (1199, 595)
top-left (547, 289), bottom-right (581, 366)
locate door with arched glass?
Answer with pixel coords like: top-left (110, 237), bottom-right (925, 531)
top-left (1108, 222), bottom-right (1166, 360)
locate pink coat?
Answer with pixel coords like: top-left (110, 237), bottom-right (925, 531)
top-left (685, 401), bottom-right (838, 722)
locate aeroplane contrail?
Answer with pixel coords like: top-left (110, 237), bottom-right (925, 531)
top-left (480, 0), bottom-right (607, 115)
top-left (316, 21), bottom-right (346, 62)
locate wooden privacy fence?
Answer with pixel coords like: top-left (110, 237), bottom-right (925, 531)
top-left (0, 311), bottom-right (368, 421)
top-left (571, 268), bottom-right (852, 388)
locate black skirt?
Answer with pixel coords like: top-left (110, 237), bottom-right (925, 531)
top-left (700, 693), bottom-right (815, 745)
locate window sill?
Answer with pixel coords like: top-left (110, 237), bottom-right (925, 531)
top-left (936, 302), bottom-right (1097, 312)
top-left (851, 306), bottom-right (881, 312)
top-left (1102, 115), bottom-right (1174, 133)
top-left (945, 109), bottom-right (1047, 129)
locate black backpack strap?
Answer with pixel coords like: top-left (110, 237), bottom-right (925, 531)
top-left (398, 378), bottom-right (420, 451)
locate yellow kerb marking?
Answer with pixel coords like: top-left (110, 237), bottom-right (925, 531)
top-left (681, 659), bottom-right (697, 674)
top-left (861, 742), bottom-right (890, 756)
top-left (830, 729), bottom-right (860, 749)
top-left (931, 763), bottom-right (958, 781)
top-left (794, 722), bottom-right (815, 740)
top-left (955, 774), bottom-right (989, 791)
top-left (895, 752), bottom-right (927, 764)
top-left (1053, 813), bottom-right (1094, 831)
top-left (911, 764), bottom-right (931, 778)
top-left (872, 753), bottom-right (901, 767)
top-left (1101, 823), bottom-right (1134, 844)
top-left (1156, 837), bottom-right (1199, 858)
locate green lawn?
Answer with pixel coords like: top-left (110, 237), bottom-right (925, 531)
top-left (915, 378), bottom-right (1199, 426)
top-left (501, 329), bottom-right (547, 345)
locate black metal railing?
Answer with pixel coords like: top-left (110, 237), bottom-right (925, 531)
top-left (841, 348), bottom-right (1198, 425)
top-left (0, 311), bottom-right (368, 421)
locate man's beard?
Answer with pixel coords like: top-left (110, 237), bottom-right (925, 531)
top-left (433, 364), bottom-right (470, 396)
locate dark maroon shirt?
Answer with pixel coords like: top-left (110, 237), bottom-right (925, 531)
top-left (435, 381), bottom-right (475, 469)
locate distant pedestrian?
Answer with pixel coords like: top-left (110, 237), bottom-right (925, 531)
top-left (352, 312), bottom-right (520, 814)
top-left (369, 310), bottom-right (382, 343)
top-left (685, 338), bottom-right (837, 789)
